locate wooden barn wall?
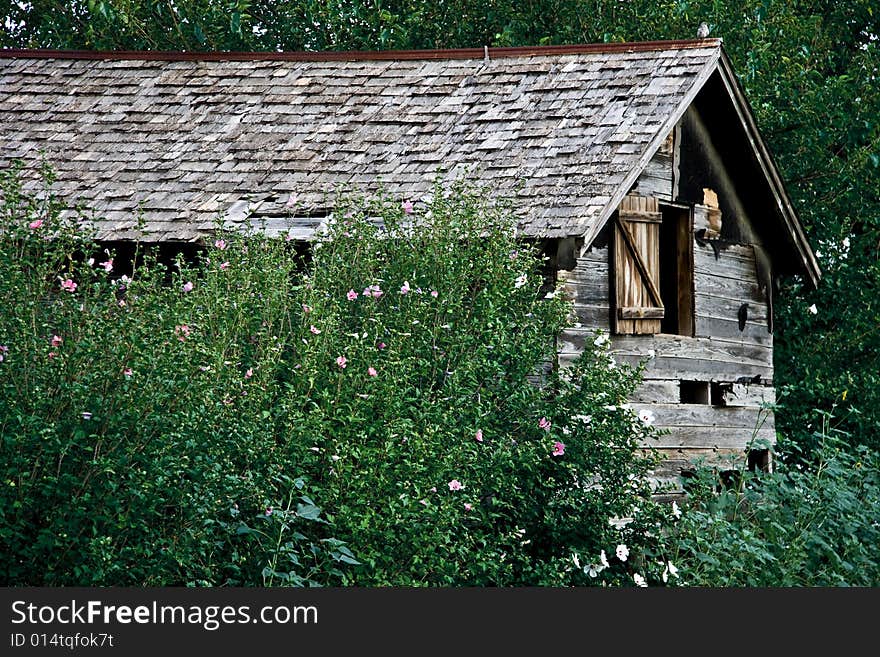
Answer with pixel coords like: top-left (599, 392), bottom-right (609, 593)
top-left (558, 151), bottom-right (776, 487)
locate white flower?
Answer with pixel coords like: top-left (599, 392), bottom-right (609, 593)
top-left (808, 304), bottom-right (818, 315)
top-left (842, 236), bottom-right (851, 250)
top-left (585, 562), bottom-right (604, 578)
top-left (633, 573), bottom-right (647, 587)
top-left (616, 544), bottom-right (629, 562)
top-left (638, 409), bottom-right (655, 425)
top-left (672, 501), bottom-right (681, 519)
top-left (662, 561), bottom-right (679, 583)
top-left (514, 274), bottom-right (528, 289)
top-left (599, 550), bottom-right (609, 568)
top-left (572, 553), bottom-right (581, 569)
top-left (593, 332), bottom-right (610, 347)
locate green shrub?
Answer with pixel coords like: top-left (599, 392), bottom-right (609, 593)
top-left (663, 417), bottom-right (880, 587)
top-left (0, 161), bottom-right (669, 586)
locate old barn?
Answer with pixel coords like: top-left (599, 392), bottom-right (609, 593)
top-left (0, 40), bottom-right (820, 482)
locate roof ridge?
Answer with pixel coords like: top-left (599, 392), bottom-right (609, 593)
top-left (0, 39), bottom-right (722, 62)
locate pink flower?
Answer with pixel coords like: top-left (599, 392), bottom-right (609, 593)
top-left (50, 335), bottom-right (63, 347)
top-left (377, 342), bottom-right (386, 350)
top-left (0, 345), bottom-right (7, 363)
top-left (265, 506), bottom-right (273, 516)
top-left (302, 304), bottom-right (312, 314)
top-left (175, 324), bottom-right (191, 341)
top-left (552, 441), bottom-right (566, 457)
top-left (214, 239), bottom-right (227, 250)
top-left (310, 325), bottom-right (321, 335)
top-left (181, 281), bottom-right (194, 293)
top-left (400, 281), bottom-right (410, 295)
top-left (336, 355), bottom-right (347, 369)
top-left (402, 199), bottom-right (414, 214)
top-left (430, 290), bottom-right (438, 298)
top-left (346, 289), bottom-right (358, 301)
top-left (245, 368), bottom-right (253, 379)
top-left (367, 367), bottom-right (378, 377)
top-left (219, 261), bottom-right (230, 270)
top-left (99, 259), bottom-right (113, 272)
top-left (48, 351), bottom-right (56, 359)
top-left (28, 219), bottom-right (44, 230)
top-left (118, 300), bottom-right (126, 307)
top-left (363, 284), bottom-right (383, 298)
top-left (60, 279), bottom-right (77, 293)
top-left (448, 479), bottom-right (463, 491)
top-left (286, 192), bottom-right (299, 209)
top-left (123, 367), bottom-right (133, 377)
top-left (464, 503), bottom-right (473, 511)
top-left (475, 429), bottom-right (483, 442)
top-left (539, 417), bottom-right (551, 430)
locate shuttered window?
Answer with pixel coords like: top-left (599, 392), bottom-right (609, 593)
top-left (613, 195), bottom-right (664, 334)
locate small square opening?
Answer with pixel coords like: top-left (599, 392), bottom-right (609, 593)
top-left (710, 382), bottom-right (729, 407)
top-left (680, 380), bottom-right (709, 404)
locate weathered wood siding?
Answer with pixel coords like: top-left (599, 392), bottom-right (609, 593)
top-left (558, 202), bottom-right (776, 490)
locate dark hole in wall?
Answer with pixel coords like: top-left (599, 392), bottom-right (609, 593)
top-left (680, 380), bottom-right (709, 404)
top-left (710, 382), bottom-right (729, 406)
top-left (748, 449), bottom-right (772, 473)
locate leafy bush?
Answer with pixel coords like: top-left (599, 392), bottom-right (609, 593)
top-left (0, 161), bottom-right (668, 586)
top-left (662, 418), bottom-right (880, 587)
top-left (0, 160), bottom-right (350, 586)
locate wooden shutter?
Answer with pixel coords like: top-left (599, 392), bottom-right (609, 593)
top-left (614, 195), bottom-right (663, 334)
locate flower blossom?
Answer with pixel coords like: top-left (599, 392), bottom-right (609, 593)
top-left (552, 441), bottom-right (566, 457)
top-left (539, 417), bottom-right (551, 430)
top-left (616, 544), bottom-right (629, 562)
top-left (0, 345), bottom-right (7, 363)
top-left (514, 274), bottom-right (528, 289)
top-left (60, 279), bottom-right (77, 293)
top-left (367, 366), bottom-right (378, 377)
top-left (633, 573), bottom-right (647, 587)
top-left (672, 501), bottom-right (681, 519)
top-left (430, 290), bottom-right (438, 298)
top-left (594, 332), bottom-right (610, 347)
top-left (99, 259), bottom-right (113, 272)
top-left (302, 304), bottom-right (312, 314)
top-left (464, 503), bottom-right (473, 511)
top-left (448, 479), bottom-right (463, 491)
top-left (28, 219), bottom-right (44, 230)
top-left (50, 335), bottom-right (63, 347)
top-left (219, 261), bottom-right (230, 270)
top-left (637, 409), bottom-right (655, 425)
top-left (123, 367), bottom-right (133, 377)
top-left (402, 199), bottom-right (414, 214)
top-left (346, 289), bottom-right (358, 301)
top-left (662, 562), bottom-right (679, 583)
top-left (400, 281), bottom-right (410, 295)
top-left (181, 281), bottom-right (194, 293)
top-left (82, 412), bottom-right (92, 420)
top-left (310, 325), bottom-right (321, 335)
top-left (175, 324), bottom-right (191, 341)
top-left (245, 368), bottom-right (253, 379)
top-left (363, 284), bottom-right (383, 298)
top-left (336, 355), bottom-right (347, 369)
top-left (808, 304), bottom-right (818, 315)
top-left (475, 429), bottom-right (483, 443)
top-left (214, 239), bottom-right (227, 250)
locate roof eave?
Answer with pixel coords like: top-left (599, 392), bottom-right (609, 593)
top-left (715, 50), bottom-right (821, 287)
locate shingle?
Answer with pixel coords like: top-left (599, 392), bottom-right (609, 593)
top-left (0, 44), bottom-right (720, 242)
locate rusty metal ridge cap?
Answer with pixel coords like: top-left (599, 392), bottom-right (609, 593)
top-left (0, 39), bottom-right (722, 62)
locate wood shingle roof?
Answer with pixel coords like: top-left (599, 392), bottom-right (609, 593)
top-left (2, 41), bottom-right (722, 242)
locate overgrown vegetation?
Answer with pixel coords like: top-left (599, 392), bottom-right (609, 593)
top-left (3, 1), bottom-right (879, 586)
top-left (0, 162), bottom-right (676, 586)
